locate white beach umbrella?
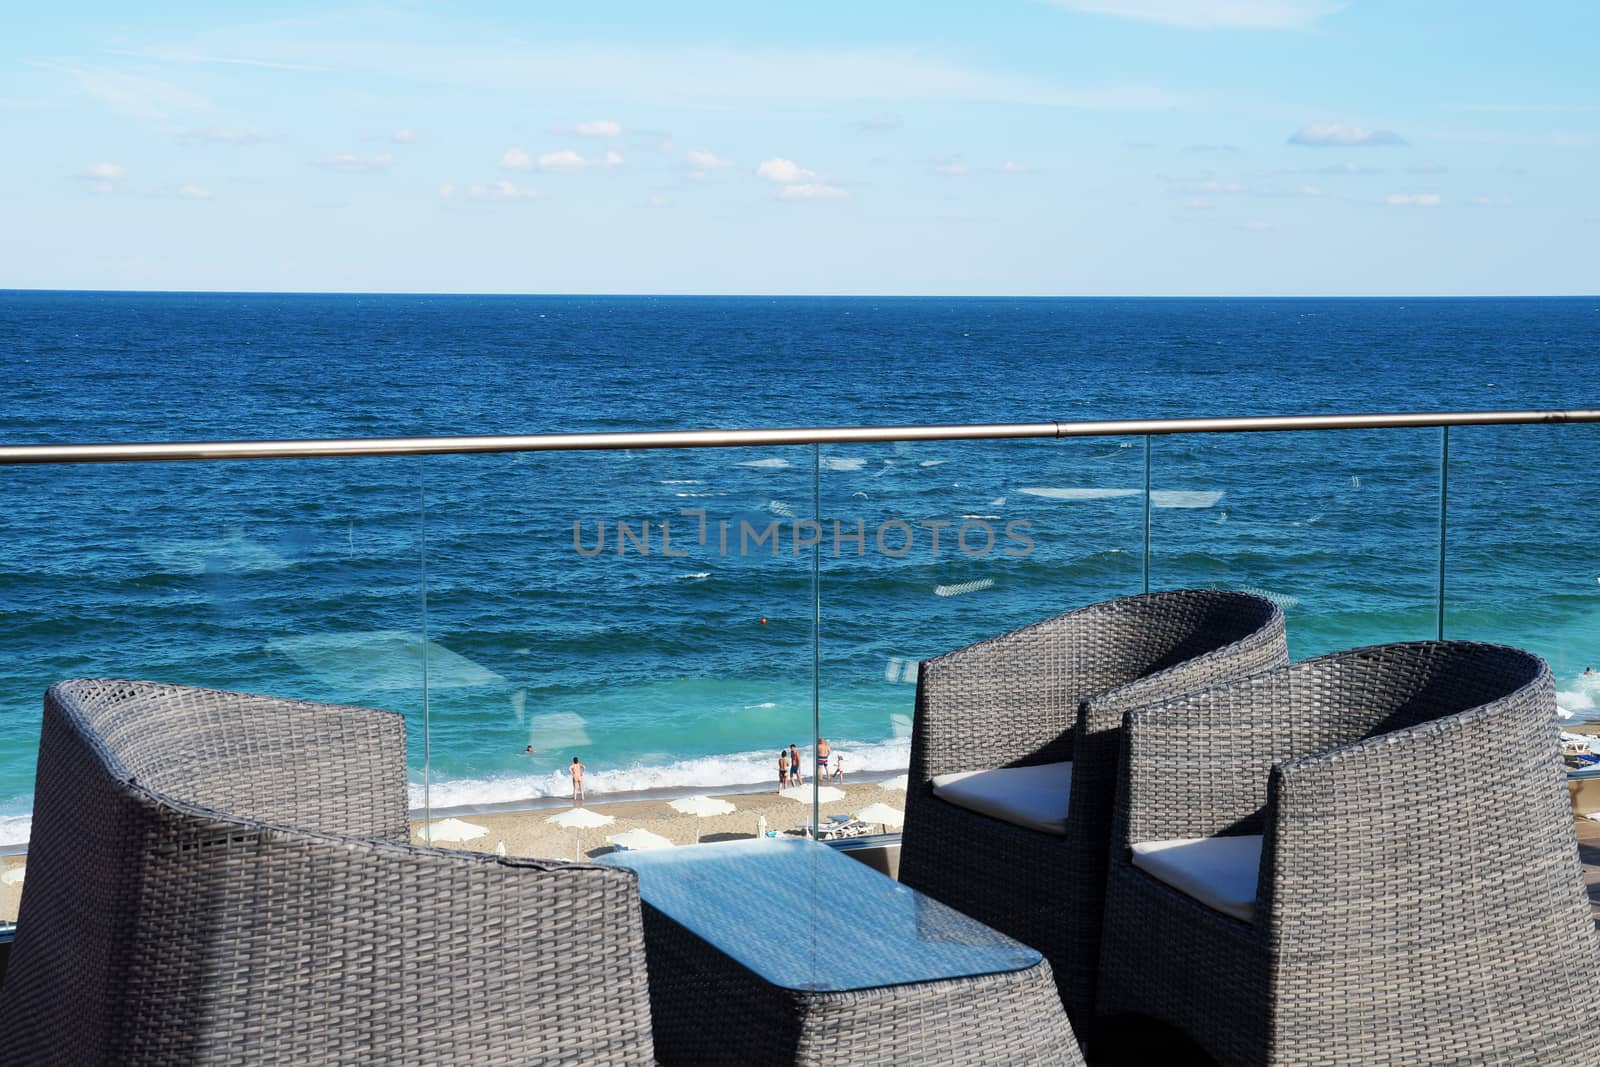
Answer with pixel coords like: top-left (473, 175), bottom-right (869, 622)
top-left (854, 802), bottom-right (905, 832)
top-left (424, 817), bottom-right (488, 844)
top-left (879, 774), bottom-right (909, 793)
top-left (668, 795), bottom-right (737, 842)
top-left (608, 827), bottom-right (674, 851)
top-left (546, 806), bottom-right (615, 857)
top-left (779, 784), bottom-right (847, 805)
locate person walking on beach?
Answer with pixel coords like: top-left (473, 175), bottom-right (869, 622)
top-left (789, 743), bottom-right (804, 786)
top-left (832, 752), bottom-right (845, 783)
top-left (569, 756), bottom-right (586, 804)
top-left (778, 749), bottom-right (790, 789)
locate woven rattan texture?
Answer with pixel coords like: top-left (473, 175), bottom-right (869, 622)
top-left (0, 679), bottom-right (657, 1066)
top-left (1097, 641), bottom-right (1600, 1066)
top-left (896, 590), bottom-right (1288, 1034)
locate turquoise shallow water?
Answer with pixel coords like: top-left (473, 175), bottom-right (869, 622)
top-left (1, 292), bottom-right (1598, 842)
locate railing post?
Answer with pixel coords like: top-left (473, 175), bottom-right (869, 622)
top-left (1143, 435), bottom-right (1152, 595)
top-left (1437, 426), bottom-right (1449, 641)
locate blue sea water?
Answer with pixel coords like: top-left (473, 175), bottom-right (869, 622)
top-left (2, 291), bottom-right (1599, 842)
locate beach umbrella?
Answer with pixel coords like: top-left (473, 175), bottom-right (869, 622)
top-left (546, 806), bottom-right (615, 858)
top-left (780, 784), bottom-right (847, 805)
top-left (854, 802), bottom-right (905, 832)
top-left (668, 795), bottom-right (737, 842)
top-left (879, 774), bottom-right (909, 792)
top-left (423, 817), bottom-right (488, 844)
top-left (608, 827), bottom-right (674, 851)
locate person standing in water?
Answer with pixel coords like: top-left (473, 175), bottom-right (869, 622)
top-left (569, 756), bottom-right (586, 804)
top-left (778, 749), bottom-right (791, 789)
top-left (816, 738), bottom-right (831, 781)
top-left (788, 743), bottom-right (804, 786)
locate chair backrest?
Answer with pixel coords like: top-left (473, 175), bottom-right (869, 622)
top-left (0, 680), bottom-right (656, 1066)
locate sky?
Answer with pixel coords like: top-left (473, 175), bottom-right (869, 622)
top-left (2, 1), bottom-right (1597, 296)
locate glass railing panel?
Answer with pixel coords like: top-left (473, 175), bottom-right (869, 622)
top-left (817, 436), bottom-right (1146, 838)
top-left (1148, 429), bottom-right (1441, 658)
top-left (0, 456), bottom-right (425, 918)
top-left (1443, 424), bottom-right (1600, 728)
top-left (417, 445), bottom-right (816, 858)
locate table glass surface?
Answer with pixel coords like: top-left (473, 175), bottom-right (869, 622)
top-left (595, 837), bottom-right (1040, 992)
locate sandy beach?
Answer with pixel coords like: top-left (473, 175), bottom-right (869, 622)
top-left (409, 778), bottom-right (905, 860)
top-left (0, 778), bottom-right (905, 922)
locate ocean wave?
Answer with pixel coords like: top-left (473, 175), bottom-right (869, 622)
top-left (408, 737), bottom-right (912, 811)
top-left (660, 479), bottom-right (704, 485)
top-left (676, 571), bottom-right (712, 580)
top-left (738, 458), bottom-right (791, 469)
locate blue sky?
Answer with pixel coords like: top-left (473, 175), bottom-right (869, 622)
top-left (3, 1), bottom-right (1597, 295)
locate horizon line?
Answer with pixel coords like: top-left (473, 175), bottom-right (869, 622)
top-left (3, 287), bottom-right (1598, 300)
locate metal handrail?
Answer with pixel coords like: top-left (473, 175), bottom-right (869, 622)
top-left (1, 409), bottom-right (1598, 465)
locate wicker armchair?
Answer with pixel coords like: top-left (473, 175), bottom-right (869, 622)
top-left (897, 589), bottom-right (1288, 1030)
top-left (0, 680), bottom-right (657, 1066)
top-left (1096, 642), bottom-right (1600, 1066)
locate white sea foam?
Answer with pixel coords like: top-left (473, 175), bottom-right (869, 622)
top-left (919, 460), bottom-right (947, 468)
top-left (738, 458), bottom-right (791, 469)
top-left (0, 813), bottom-right (32, 848)
top-left (660, 479), bottom-right (704, 485)
top-left (767, 499), bottom-right (796, 517)
top-left (677, 571), bottom-right (712, 580)
top-left (821, 457), bottom-right (866, 472)
top-left (1151, 490), bottom-right (1224, 509)
top-left (935, 578), bottom-right (995, 597)
top-left (408, 738), bottom-right (912, 811)
top-left (743, 702), bottom-right (778, 709)
top-left (1019, 487), bottom-right (1141, 501)
top-left (675, 492), bottom-right (715, 497)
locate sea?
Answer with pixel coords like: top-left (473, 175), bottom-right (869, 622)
top-left (2, 291), bottom-right (1599, 846)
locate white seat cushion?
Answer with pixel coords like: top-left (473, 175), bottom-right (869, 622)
top-left (1131, 835), bottom-right (1263, 922)
top-left (930, 762), bottom-right (1072, 836)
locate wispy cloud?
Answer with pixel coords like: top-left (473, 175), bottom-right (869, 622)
top-left (80, 161), bottom-right (126, 194)
top-left (176, 184), bottom-right (212, 200)
top-left (504, 147), bottom-right (623, 172)
top-left (934, 161), bottom-right (969, 175)
top-left (44, 63), bottom-right (212, 120)
top-left (1002, 161), bottom-right (1028, 173)
top-left (1289, 122), bottom-right (1407, 147)
top-left (780, 183), bottom-right (848, 200)
top-left (181, 127), bottom-right (271, 145)
top-left (686, 149), bottom-right (732, 170)
top-left (575, 119), bottom-right (622, 136)
top-left (1385, 193), bottom-right (1441, 207)
top-left (440, 180), bottom-right (538, 200)
top-left (107, 47), bottom-right (335, 73)
top-left (1044, 1), bottom-right (1345, 30)
top-left (391, 128), bottom-right (416, 143)
top-left (325, 152), bottom-right (394, 173)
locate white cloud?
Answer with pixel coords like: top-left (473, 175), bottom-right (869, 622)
top-left (1300, 184), bottom-right (1323, 196)
top-left (84, 162), bottom-right (127, 180)
top-left (575, 119), bottom-right (622, 136)
top-left (392, 128), bottom-right (416, 143)
top-left (328, 152), bottom-right (394, 173)
top-left (1002, 161), bottom-right (1027, 173)
top-left (757, 157), bottom-right (816, 183)
top-left (1385, 193), bottom-right (1441, 207)
top-left (177, 184), bottom-right (212, 199)
top-left (536, 149), bottom-right (622, 172)
top-left (501, 148), bottom-right (534, 170)
top-left (1045, 0), bottom-right (1345, 30)
top-left (934, 161), bottom-right (969, 175)
top-left (687, 149), bottom-right (732, 170)
top-left (780, 183), bottom-right (848, 200)
top-left (442, 180), bottom-right (538, 200)
top-left (1290, 123), bottom-right (1407, 147)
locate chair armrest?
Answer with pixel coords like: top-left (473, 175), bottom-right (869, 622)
top-left (122, 812), bottom-right (656, 1064)
top-left (1262, 669), bottom-right (1563, 933)
top-left (1113, 668), bottom-right (1296, 851)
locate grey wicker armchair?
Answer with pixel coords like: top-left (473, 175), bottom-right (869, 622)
top-left (0, 679), bottom-right (657, 1066)
top-left (1096, 641), bottom-right (1600, 1066)
top-left (897, 589), bottom-right (1288, 1031)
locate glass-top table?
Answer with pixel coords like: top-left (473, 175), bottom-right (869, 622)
top-left (596, 838), bottom-right (1081, 1066)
